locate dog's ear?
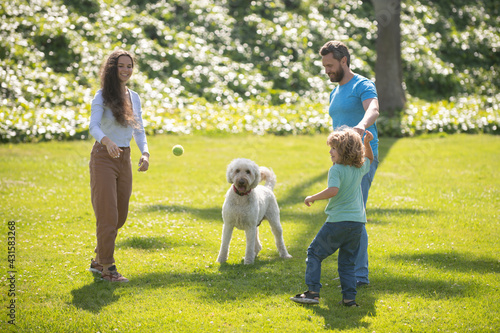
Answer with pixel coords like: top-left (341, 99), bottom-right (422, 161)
top-left (226, 160), bottom-right (235, 184)
top-left (249, 161), bottom-right (261, 188)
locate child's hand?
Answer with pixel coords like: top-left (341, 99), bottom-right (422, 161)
top-left (364, 130), bottom-right (373, 143)
top-left (304, 196), bottom-right (315, 207)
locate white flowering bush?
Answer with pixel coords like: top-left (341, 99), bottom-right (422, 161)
top-left (0, 0), bottom-right (498, 142)
top-left (401, 95), bottom-right (500, 136)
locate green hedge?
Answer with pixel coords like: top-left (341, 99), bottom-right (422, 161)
top-left (0, 0), bottom-right (498, 142)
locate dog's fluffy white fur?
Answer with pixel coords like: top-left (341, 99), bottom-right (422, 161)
top-left (217, 158), bottom-right (292, 264)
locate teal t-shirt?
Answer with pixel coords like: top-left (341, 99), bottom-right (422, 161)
top-left (325, 158), bottom-right (371, 223)
top-left (329, 74), bottom-right (379, 156)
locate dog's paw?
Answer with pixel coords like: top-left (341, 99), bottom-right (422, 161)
top-left (243, 258), bottom-right (255, 265)
top-left (216, 256), bottom-right (227, 264)
top-left (281, 253), bottom-right (293, 259)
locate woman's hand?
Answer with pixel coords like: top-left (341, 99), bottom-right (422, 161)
top-left (138, 153), bottom-right (149, 172)
top-left (101, 137), bottom-right (122, 158)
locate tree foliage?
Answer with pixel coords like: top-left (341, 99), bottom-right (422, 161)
top-left (0, 0), bottom-right (498, 142)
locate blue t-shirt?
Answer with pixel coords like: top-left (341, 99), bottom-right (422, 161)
top-left (329, 74), bottom-right (379, 156)
top-left (325, 158), bottom-right (371, 223)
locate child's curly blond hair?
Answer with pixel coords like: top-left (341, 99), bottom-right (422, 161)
top-left (327, 126), bottom-right (365, 168)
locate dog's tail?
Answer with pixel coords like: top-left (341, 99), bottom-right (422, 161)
top-left (259, 166), bottom-right (276, 190)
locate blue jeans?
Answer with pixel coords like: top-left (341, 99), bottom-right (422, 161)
top-left (305, 222), bottom-right (364, 300)
top-left (356, 155), bottom-right (379, 284)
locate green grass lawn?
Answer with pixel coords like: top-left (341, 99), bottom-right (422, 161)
top-left (0, 134), bottom-right (499, 332)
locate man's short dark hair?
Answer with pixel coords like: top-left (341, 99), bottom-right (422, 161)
top-left (319, 41), bottom-right (351, 67)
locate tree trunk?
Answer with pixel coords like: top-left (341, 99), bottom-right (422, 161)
top-left (372, 0), bottom-right (406, 116)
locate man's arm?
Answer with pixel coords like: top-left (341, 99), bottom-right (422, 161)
top-left (353, 98), bottom-right (379, 136)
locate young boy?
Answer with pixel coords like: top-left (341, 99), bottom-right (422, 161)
top-left (290, 126), bottom-right (374, 307)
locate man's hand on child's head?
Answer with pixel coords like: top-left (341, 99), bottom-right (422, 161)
top-left (353, 125), bottom-right (365, 137)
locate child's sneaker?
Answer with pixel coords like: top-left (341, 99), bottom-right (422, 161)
top-left (102, 265), bottom-right (129, 283)
top-left (88, 259), bottom-right (103, 274)
top-left (290, 291), bottom-right (320, 304)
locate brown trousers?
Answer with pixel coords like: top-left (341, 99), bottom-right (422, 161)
top-left (89, 141), bottom-right (132, 265)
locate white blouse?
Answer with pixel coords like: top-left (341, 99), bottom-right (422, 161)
top-left (89, 88), bottom-right (149, 154)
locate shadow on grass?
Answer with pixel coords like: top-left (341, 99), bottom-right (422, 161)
top-left (141, 197), bottom-right (330, 227)
top-left (390, 252), bottom-right (500, 274)
top-left (69, 253), bottom-right (483, 329)
top-left (109, 137), bottom-right (403, 328)
top-left (139, 173), bottom-right (328, 218)
top-left (366, 207), bottom-right (435, 225)
top-left (70, 275), bottom-right (121, 313)
top-left (117, 235), bottom-right (190, 250)
top-left (69, 258), bottom-right (377, 330)
top-left (369, 207), bottom-right (435, 216)
top-left (275, 136), bottom-right (397, 209)
top-left (303, 293), bottom-right (377, 331)
top-left (367, 272), bottom-right (477, 299)
top-left (278, 172), bottom-right (327, 207)
top-left (142, 204), bottom-right (221, 221)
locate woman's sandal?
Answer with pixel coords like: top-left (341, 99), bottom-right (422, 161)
top-left (339, 300), bottom-right (359, 307)
top-left (290, 291), bottom-right (320, 304)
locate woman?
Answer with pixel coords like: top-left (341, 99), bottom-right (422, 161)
top-left (88, 49), bottom-right (150, 282)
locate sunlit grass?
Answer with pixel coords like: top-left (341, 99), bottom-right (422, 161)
top-left (0, 133), bottom-right (498, 332)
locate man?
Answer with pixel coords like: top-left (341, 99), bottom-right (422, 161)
top-left (319, 40), bottom-right (380, 287)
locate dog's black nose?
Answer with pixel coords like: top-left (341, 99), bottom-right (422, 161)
top-left (238, 179), bottom-right (245, 185)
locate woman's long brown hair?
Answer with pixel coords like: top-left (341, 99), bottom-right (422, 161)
top-left (99, 49), bottom-right (136, 127)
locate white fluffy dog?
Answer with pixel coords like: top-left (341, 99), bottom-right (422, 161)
top-left (217, 158), bottom-right (292, 264)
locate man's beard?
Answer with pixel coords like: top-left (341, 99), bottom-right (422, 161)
top-left (329, 67), bottom-right (345, 83)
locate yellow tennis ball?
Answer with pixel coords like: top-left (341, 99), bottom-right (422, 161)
top-left (172, 145), bottom-right (184, 156)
